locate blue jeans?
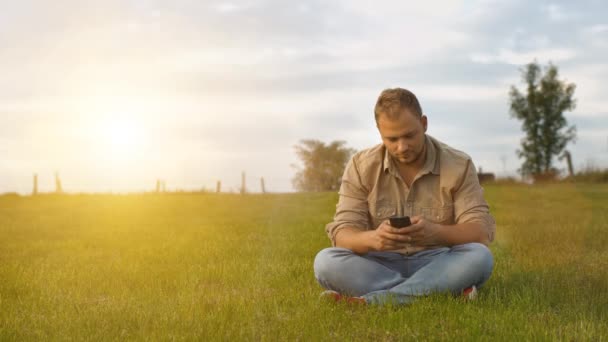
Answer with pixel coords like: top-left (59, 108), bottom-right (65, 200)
top-left (313, 243), bottom-right (494, 305)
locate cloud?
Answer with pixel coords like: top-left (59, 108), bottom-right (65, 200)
top-left (561, 63), bottom-right (608, 117)
top-left (585, 24), bottom-right (608, 34)
top-left (214, 2), bottom-right (245, 13)
top-left (2, 0), bottom-right (608, 192)
top-left (416, 84), bottom-right (509, 102)
top-left (471, 48), bottom-right (578, 65)
top-left (542, 4), bottom-right (569, 21)
top-left (580, 24), bottom-right (608, 49)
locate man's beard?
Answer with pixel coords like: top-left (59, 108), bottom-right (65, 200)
top-left (394, 144), bottom-right (425, 165)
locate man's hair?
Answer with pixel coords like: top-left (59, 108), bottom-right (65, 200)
top-left (374, 88), bottom-right (423, 122)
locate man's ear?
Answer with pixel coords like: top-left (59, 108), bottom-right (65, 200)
top-left (421, 115), bottom-right (428, 133)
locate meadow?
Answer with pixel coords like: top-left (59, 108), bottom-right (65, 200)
top-left (1, 183), bottom-right (607, 340)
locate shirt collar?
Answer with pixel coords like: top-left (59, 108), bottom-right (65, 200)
top-left (382, 134), bottom-right (440, 176)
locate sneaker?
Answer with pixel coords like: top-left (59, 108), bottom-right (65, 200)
top-left (462, 285), bottom-right (478, 300)
top-left (320, 290), bottom-right (366, 305)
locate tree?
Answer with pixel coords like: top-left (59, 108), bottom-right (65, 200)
top-left (292, 140), bottom-right (355, 192)
top-left (509, 61), bottom-right (577, 178)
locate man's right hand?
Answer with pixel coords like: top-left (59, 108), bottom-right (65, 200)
top-left (366, 220), bottom-right (412, 251)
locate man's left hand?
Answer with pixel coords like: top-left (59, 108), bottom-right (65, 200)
top-left (399, 216), bottom-right (444, 246)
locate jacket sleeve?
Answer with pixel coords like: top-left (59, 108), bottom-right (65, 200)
top-left (325, 156), bottom-right (370, 246)
top-left (453, 160), bottom-right (496, 242)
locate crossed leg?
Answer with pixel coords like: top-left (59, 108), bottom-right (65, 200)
top-left (313, 243), bottom-right (494, 305)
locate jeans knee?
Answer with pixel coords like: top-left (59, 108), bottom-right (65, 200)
top-left (463, 242), bottom-right (494, 280)
top-left (313, 247), bottom-right (350, 284)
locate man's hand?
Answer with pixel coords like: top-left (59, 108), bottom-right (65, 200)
top-left (398, 216), bottom-right (444, 247)
top-left (366, 220), bottom-right (412, 251)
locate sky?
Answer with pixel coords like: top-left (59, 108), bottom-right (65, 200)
top-left (1, 0), bottom-right (607, 194)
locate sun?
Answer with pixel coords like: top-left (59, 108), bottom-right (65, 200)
top-left (94, 115), bottom-right (147, 162)
top-left (107, 118), bottom-right (140, 148)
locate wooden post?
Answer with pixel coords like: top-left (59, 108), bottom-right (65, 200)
top-left (240, 171), bottom-right (246, 194)
top-left (260, 177), bottom-right (266, 193)
top-left (216, 180), bottom-right (221, 193)
top-left (560, 150), bottom-right (574, 177)
top-left (500, 155), bottom-right (507, 176)
top-left (565, 152), bottom-right (574, 177)
top-left (55, 172), bottom-right (63, 194)
top-left (33, 173), bottom-right (38, 195)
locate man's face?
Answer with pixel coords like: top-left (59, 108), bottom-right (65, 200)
top-left (377, 109), bottom-right (428, 165)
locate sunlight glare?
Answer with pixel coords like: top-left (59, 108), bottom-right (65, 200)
top-left (94, 114), bottom-right (148, 163)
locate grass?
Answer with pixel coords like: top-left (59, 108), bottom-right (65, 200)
top-left (571, 168), bottom-right (608, 183)
top-left (1, 184), bottom-right (607, 340)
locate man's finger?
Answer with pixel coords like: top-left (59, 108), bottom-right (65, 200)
top-left (388, 233), bottom-right (412, 242)
top-left (399, 224), bottom-right (424, 235)
top-left (380, 231), bottom-right (411, 242)
top-left (378, 220), bottom-right (394, 231)
top-left (410, 215), bottom-right (423, 224)
top-left (387, 226), bottom-right (410, 234)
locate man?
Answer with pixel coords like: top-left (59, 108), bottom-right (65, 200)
top-left (313, 88), bottom-right (495, 305)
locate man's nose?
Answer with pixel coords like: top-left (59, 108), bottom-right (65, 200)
top-left (397, 139), bottom-right (408, 152)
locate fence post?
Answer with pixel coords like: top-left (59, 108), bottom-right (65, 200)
top-left (559, 150), bottom-right (574, 177)
top-left (33, 173), bottom-right (38, 195)
top-left (216, 180), bottom-right (221, 193)
top-left (260, 177), bottom-right (266, 193)
top-left (55, 172), bottom-right (63, 194)
top-left (240, 172), bottom-right (246, 194)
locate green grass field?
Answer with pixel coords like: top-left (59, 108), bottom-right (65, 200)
top-left (1, 184), bottom-right (607, 340)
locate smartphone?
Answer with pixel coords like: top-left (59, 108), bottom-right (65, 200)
top-left (389, 215), bottom-right (411, 228)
